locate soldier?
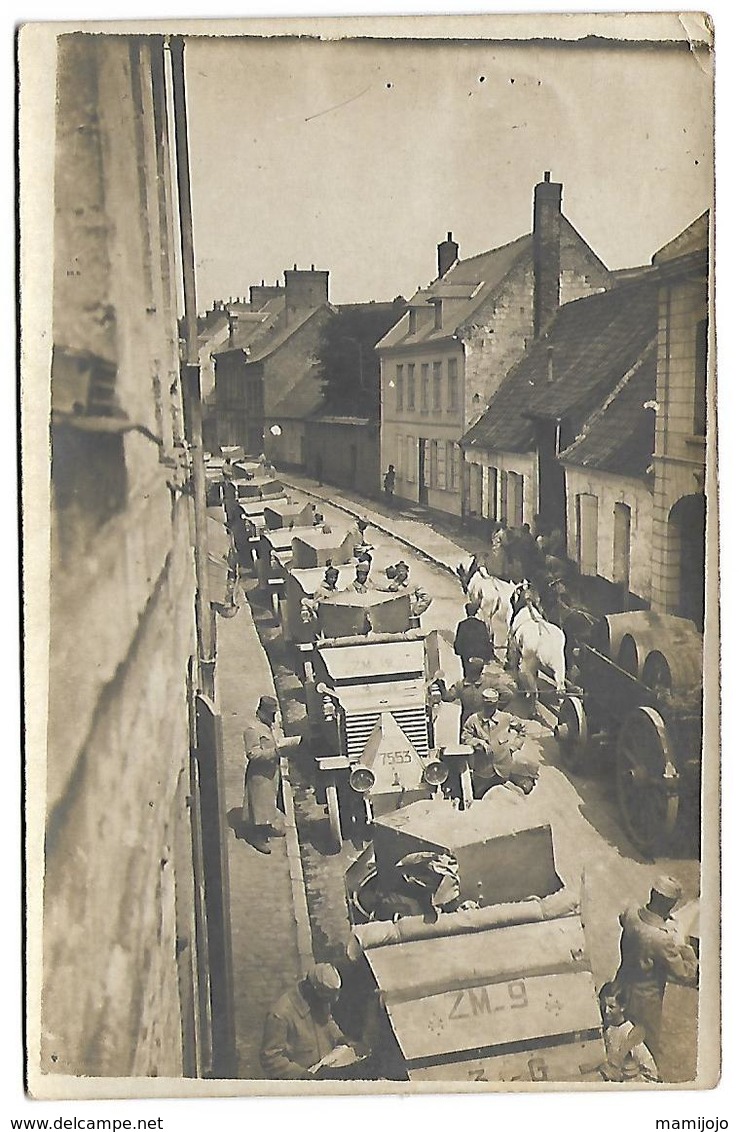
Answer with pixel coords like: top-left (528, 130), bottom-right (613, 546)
top-left (462, 688), bottom-right (539, 795)
top-left (242, 694), bottom-right (284, 855)
top-left (435, 657), bottom-right (507, 732)
top-left (346, 560), bottom-right (376, 593)
top-left (613, 875), bottom-right (698, 1061)
top-left (453, 602), bottom-right (494, 678)
top-left (261, 963), bottom-right (354, 1079)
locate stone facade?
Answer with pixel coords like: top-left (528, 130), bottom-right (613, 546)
top-left (380, 176), bottom-right (611, 519)
top-left (649, 216), bottom-right (709, 626)
top-left (42, 34), bottom-right (202, 1078)
top-left (563, 467), bottom-right (654, 603)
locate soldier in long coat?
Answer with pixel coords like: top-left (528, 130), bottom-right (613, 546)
top-left (242, 694), bottom-right (284, 854)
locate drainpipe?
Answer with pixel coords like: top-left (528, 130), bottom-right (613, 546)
top-left (169, 34), bottom-right (215, 698)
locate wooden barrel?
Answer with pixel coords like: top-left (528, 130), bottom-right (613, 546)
top-left (594, 611), bottom-right (702, 690)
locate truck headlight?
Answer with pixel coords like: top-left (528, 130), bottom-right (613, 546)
top-left (349, 766), bottom-right (376, 794)
top-left (423, 760), bottom-right (449, 786)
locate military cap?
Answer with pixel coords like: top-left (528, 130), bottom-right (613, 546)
top-left (481, 688), bottom-right (500, 704)
top-left (258, 695), bottom-right (278, 713)
top-left (652, 875), bottom-right (682, 901)
top-left (306, 963), bottom-right (342, 995)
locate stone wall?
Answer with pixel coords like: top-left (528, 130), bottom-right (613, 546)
top-left (651, 271), bottom-right (708, 616)
top-left (42, 33), bottom-right (199, 1078)
top-left (564, 466), bottom-right (654, 603)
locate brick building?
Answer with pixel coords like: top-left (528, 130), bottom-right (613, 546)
top-left (649, 213), bottom-right (710, 627)
top-left (213, 269), bottom-right (330, 457)
top-left (36, 33), bottom-right (232, 1082)
top-left (377, 174), bottom-right (612, 517)
top-left (461, 272), bottom-right (658, 544)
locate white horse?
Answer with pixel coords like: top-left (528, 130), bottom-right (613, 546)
top-left (456, 557), bottom-right (517, 660)
top-left (508, 583), bottom-right (567, 698)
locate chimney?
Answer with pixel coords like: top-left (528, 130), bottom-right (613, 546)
top-left (249, 282), bottom-right (285, 308)
top-left (533, 171), bottom-right (563, 338)
top-left (437, 231), bottom-right (459, 278)
top-left (284, 266), bottom-right (330, 325)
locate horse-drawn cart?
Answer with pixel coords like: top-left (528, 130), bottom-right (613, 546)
top-left (554, 611), bottom-right (703, 854)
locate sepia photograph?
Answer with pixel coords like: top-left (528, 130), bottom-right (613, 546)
top-left (19, 10), bottom-right (720, 1103)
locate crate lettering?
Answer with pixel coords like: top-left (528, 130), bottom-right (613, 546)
top-left (508, 980), bottom-right (528, 1008)
top-left (448, 982), bottom-right (526, 1020)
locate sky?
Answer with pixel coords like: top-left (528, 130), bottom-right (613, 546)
top-left (185, 23), bottom-right (713, 309)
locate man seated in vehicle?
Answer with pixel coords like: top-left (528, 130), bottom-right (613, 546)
top-left (345, 560), bottom-right (376, 593)
top-left (303, 565), bottom-right (341, 618)
top-left (461, 687), bottom-right (540, 796)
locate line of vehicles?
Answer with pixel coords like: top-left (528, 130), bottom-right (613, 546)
top-left (206, 447), bottom-right (703, 1084)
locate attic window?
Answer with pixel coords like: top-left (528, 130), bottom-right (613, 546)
top-left (408, 309), bottom-right (417, 335)
top-left (433, 300), bottom-right (443, 332)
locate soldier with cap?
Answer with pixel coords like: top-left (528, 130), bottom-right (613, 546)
top-left (261, 963), bottom-right (355, 1079)
top-left (242, 694), bottom-right (284, 854)
top-left (462, 687), bottom-right (539, 795)
top-left (612, 875), bottom-right (698, 1061)
top-left (305, 565), bottom-right (341, 615)
top-left (346, 559), bottom-right (376, 593)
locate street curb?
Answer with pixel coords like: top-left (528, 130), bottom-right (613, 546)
top-left (280, 753), bottom-right (315, 971)
top-left (283, 476), bottom-right (558, 734)
top-left (281, 478), bottom-right (464, 583)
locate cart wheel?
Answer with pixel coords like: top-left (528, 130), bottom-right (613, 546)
top-left (325, 779), bottom-right (343, 852)
top-left (555, 695), bottom-right (589, 773)
top-left (616, 705), bottom-right (679, 855)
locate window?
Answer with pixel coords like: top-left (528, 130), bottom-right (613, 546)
top-left (432, 362), bottom-right (442, 411)
top-left (408, 309), bottom-right (417, 335)
top-left (407, 364), bottom-right (416, 410)
top-left (396, 435), bottom-right (405, 480)
top-left (433, 300), bottom-right (443, 332)
top-left (613, 502), bottom-right (631, 591)
top-left (421, 364), bottom-right (429, 412)
top-left (446, 441), bottom-right (458, 490)
top-left (577, 493), bottom-right (599, 576)
top-left (506, 472), bottom-right (524, 527)
top-left (406, 435), bottom-right (416, 482)
top-left (447, 357), bottom-right (459, 411)
top-left (487, 466), bottom-right (498, 520)
top-left (395, 364), bottom-right (404, 412)
top-left (429, 439), bottom-right (438, 487)
top-left (694, 318), bottom-right (708, 436)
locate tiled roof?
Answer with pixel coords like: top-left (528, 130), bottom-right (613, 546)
top-left (269, 366), bottom-right (325, 420)
top-left (653, 210), bottom-right (709, 265)
top-left (246, 305), bottom-right (328, 364)
top-left (376, 234), bottom-right (531, 349)
top-left (461, 274), bottom-right (659, 454)
top-left (212, 296), bottom-right (286, 357)
top-left (558, 344), bottom-right (657, 478)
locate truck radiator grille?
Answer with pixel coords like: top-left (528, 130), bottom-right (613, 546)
top-left (343, 706), bottom-right (430, 759)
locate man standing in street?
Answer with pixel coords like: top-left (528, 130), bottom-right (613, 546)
top-left (613, 875), bottom-right (698, 1063)
top-left (242, 694), bottom-right (284, 855)
top-left (453, 602), bottom-right (493, 678)
top-left (261, 963), bottom-right (355, 1079)
top-left (383, 464), bottom-right (396, 502)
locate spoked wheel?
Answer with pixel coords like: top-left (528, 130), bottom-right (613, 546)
top-left (325, 777), bottom-right (343, 853)
top-left (616, 706), bottom-right (679, 855)
top-left (554, 694), bottom-right (590, 773)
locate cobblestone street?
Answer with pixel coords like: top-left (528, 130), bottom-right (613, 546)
top-left (232, 475), bottom-right (700, 1083)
